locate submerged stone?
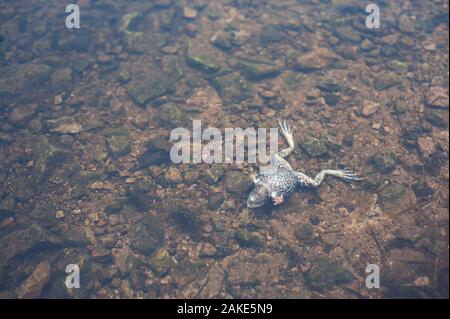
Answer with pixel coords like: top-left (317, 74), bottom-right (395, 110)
top-left (291, 48), bottom-right (338, 71)
top-left (126, 67), bottom-right (171, 105)
top-left (224, 171), bottom-right (253, 195)
top-left (8, 103), bottom-right (38, 127)
top-left (369, 151), bottom-right (397, 173)
top-left (32, 136), bottom-right (70, 184)
top-left (234, 55), bottom-right (281, 80)
top-left (185, 41), bottom-right (223, 73)
top-left (46, 116), bottom-right (83, 134)
top-left (373, 72), bottom-right (401, 90)
top-left (107, 134), bottom-right (131, 158)
top-left (210, 72), bottom-right (249, 103)
top-left (157, 102), bottom-right (189, 129)
top-left (304, 256), bottom-right (354, 291)
top-left (130, 216), bottom-right (164, 255)
top-left (300, 136), bottom-right (328, 157)
top-left (149, 248), bottom-right (174, 276)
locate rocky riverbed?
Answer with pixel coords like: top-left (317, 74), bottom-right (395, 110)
top-left (0, 0), bottom-right (448, 299)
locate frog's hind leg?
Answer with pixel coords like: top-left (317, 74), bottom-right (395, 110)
top-left (295, 168), bottom-right (364, 188)
top-left (278, 120), bottom-right (294, 158)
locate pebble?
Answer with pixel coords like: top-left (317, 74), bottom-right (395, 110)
top-left (361, 100), bottom-right (379, 117)
top-left (417, 136), bottom-right (436, 157)
top-left (425, 87), bottom-right (449, 109)
top-left (183, 7), bottom-right (198, 19)
top-left (55, 210), bottom-right (65, 219)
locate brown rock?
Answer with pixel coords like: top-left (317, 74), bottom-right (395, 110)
top-left (425, 87), bottom-right (449, 109)
top-left (293, 48), bottom-right (338, 71)
top-left (8, 103), bottom-right (38, 127)
top-left (16, 261), bottom-right (51, 299)
top-left (417, 136), bottom-right (436, 157)
top-left (361, 100), bottom-right (379, 117)
top-left (223, 250), bottom-right (288, 285)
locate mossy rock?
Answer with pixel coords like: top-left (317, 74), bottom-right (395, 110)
top-left (185, 41), bottom-right (223, 73)
top-left (234, 55), bottom-right (281, 80)
top-left (300, 136), bottom-right (328, 157)
top-left (379, 183), bottom-right (406, 203)
top-left (107, 134), bottom-right (131, 158)
top-left (373, 72), bottom-right (401, 90)
top-left (304, 257), bottom-right (355, 291)
top-left (210, 71), bottom-right (249, 103)
top-left (157, 102), bottom-right (189, 129)
top-left (369, 151), bottom-right (397, 174)
top-left (149, 248), bottom-right (174, 276)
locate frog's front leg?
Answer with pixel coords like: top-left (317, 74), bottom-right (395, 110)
top-left (271, 191), bottom-right (284, 205)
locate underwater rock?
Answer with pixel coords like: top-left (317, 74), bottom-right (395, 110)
top-left (207, 192), bottom-right (225, 210)
top-left (417, 136), bottom-right (436, 158)
top-left (425, 108), bottom-right (448, 128)
top-left (223, 251), bottom-right (288, 286)
top-left (46, 116), bottom-right (83, 134)
top-left (130, 216), bottom-right (164, 255)
top-left (425, 87), bottom-right (449, 109)
top-left (260, 24), bottom-right (284, 44)
top-left (196, 264), bottom-right (225, 298)
top-left (0, 224), bottom-right (61, 281)
top-left (204, 164), bottom-right (225, 184)
top-left (32, 136), bottom-right (70, 184)
top-left (113, 246), bottom-right (137, 276)
top-left (50, 67), bottom-right (73, 92)
top-left (105, 197), bottom-right (125, 214)
top-left (292, 48), bottom-right (338, 71)
top-left (162, 56), bottom-right (184, 82)
top-left (211, 31), bottom-right (233, 51)
top-left (185, 41), bottom-right (223, 73)
top-left (300, 136), bottom-right (328, 157)
top-left (224, 171), bottom-right (253, 195)
top-left (234, 229), bottom-right (263, 247)
top-left (157, 102), bottom-right (189, 129)
top-left (369, 151), bottom-right (397, 173)
top-left (138, 136), bottom-right (172, 168)
top-left (295, 223), bottom-right (314, 241)
top-left (233, 55), bottom-right (281, 80)
top-left (126, 187), bottom-right (151, 212)
top-left (164, 167), bottom-right (183, 185)
top-left (379, 183), bottom-right (407, 203)
top-left (169, 204), bottom-right (203, 237)
top-left (304, 256), bottom-right (354, 291)
top-left (211, 72), bottom-right (249, 103)
top-left (361, 100), bottom-right (379, 117)
top-left (316, 77), bottom-right (343, 93)
top-left (8, 103), bottom-right (38, 127)
top-left (334, 25), bottom-right (361, 43)
top-left (384, 248), bottom-right (432, 298)
top-left (149, 248), bottom-right (174, 276)
top-left (412, 179), bottom-right (434, 202)
top-left (398, 14), bottom-right (415, 33)
top-left (199, 243), bottom-right (218, 258)
top-left (16, 260), bottom-right (52, 299)
top-left (373, 72), bottom-right (401, 90)
top-left (126, 67), bottom-right (171, 105)
top-left (0, 62), bottom-right (51, 97)
top-left (107, 134), bottom-right (131, 158)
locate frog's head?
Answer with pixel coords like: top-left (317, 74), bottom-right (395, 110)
top-left (247, 184), bottom-right (270, 208)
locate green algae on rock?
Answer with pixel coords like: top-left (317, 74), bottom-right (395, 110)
top-left (300, 136), bottom-right (329, 157)
top-left (304, 256), bottom-right (354, 291)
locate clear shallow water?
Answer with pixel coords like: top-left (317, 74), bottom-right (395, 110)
top-left (0, 0), bottom-right (448, 299)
